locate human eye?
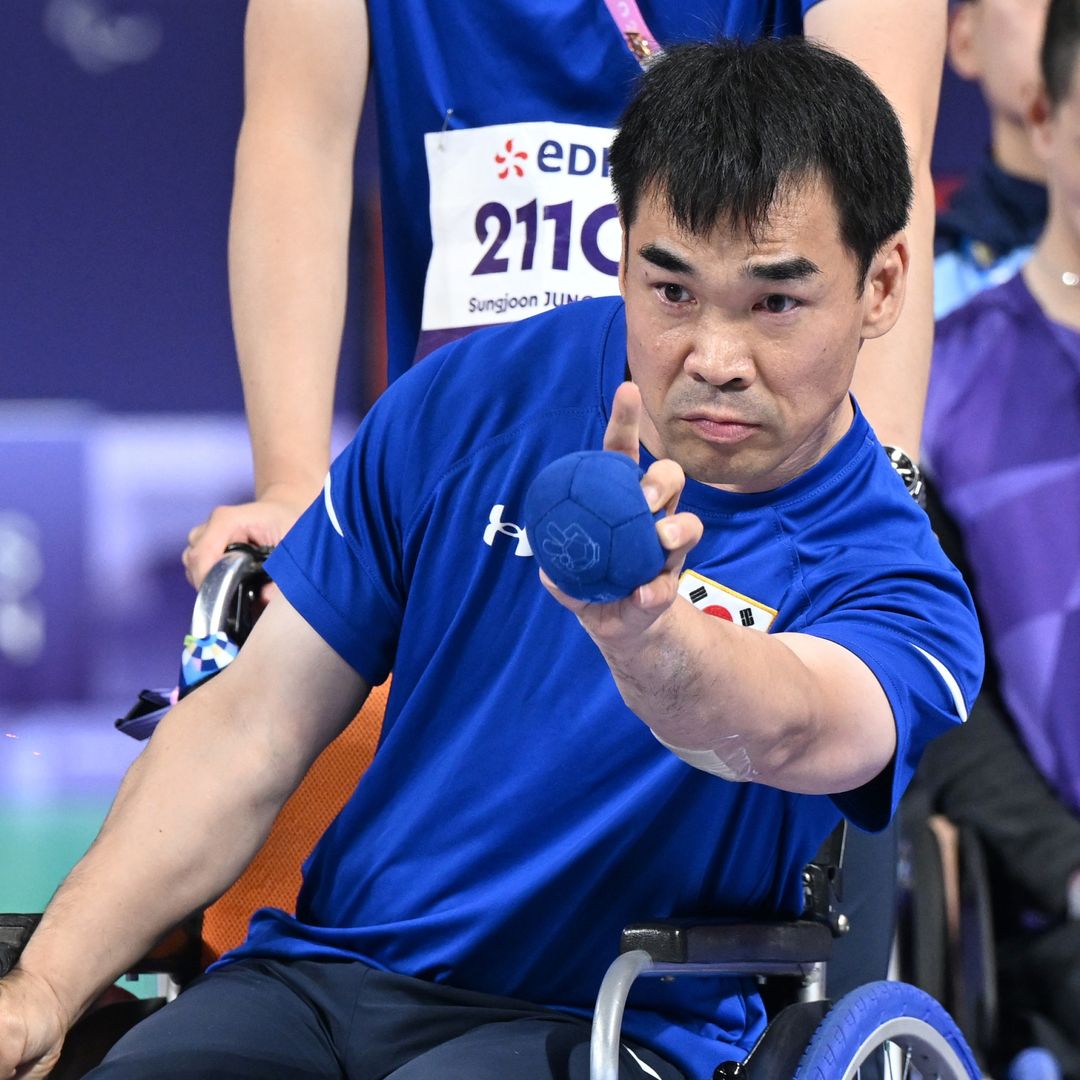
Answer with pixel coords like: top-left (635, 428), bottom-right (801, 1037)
top-left (754, 293), bottom-right (801, 315)
top-left (655, 282), bottom-right (692, 305)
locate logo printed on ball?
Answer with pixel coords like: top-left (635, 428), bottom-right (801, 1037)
top-left (541, 522), bottom-right (601, 573)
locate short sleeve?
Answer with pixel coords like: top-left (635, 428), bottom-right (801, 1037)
top-left (264, 367), bottom-right (439, 686)
top-left (801, 560), bottom-right (984, 832)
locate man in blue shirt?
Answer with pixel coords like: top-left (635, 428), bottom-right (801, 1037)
top-left (1, 38), bottom-right (982, 1080)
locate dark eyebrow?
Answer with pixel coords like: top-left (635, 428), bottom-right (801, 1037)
top-left (638, 243), bottom-right (696, 277)
top-left (746, 256), bottom-right (821, 283)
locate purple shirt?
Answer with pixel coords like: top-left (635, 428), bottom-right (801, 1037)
top-left (925, 273), bottom-right (1080, 812)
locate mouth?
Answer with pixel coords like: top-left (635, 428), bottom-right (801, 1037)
top-left (681, 413), bottom-right (760, 444)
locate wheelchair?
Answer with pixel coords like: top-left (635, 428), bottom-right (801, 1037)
top-left (1, 546), bottom-right (981, 1080)
top-left (896, 759), bottom-right (1074, 1080)
top-left (591, 854), bottom-right (981, 1079)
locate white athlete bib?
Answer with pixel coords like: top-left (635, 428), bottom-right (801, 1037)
top-left (421, 122), bottom-right (623, 344)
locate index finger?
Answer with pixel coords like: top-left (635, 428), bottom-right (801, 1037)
top-left (603, 380), bottom-right (642, 463)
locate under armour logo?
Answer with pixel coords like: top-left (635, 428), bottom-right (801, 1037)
top-left (483, 505), bottom-right (533, 557)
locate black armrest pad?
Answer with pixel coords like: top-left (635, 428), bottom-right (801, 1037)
top-left (0, 914), bottom-right (42, 978)
top-left (620, 919), bottom-right (833, 965)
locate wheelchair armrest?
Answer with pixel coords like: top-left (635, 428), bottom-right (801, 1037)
top-left (593, 920), bottom-right (833, 1080)
top-left (0, 914), bottom-right (41, 978)
top-left (620, 918), bottom-right (833, 971)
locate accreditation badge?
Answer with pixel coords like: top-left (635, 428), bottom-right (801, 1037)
top-left (419, 122), bottom-right (623, 355)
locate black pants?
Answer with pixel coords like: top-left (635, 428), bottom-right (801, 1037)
top-left (86, 958), bottom-right (685, 1080)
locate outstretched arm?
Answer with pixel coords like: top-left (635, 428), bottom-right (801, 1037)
top-left (541, 383), bottom-right (897, 796)
top-left (0, 595), bottom-right (368, 1077)
top-left (806, 0), bottom-right (946, 454)
top-left (184, 0), bottom-right (370, 588)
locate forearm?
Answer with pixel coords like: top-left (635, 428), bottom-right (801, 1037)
top-left (229, 0), bottom-right (369, 501)
top-left (230, 126), bottom-right (355, 500)
top-left (15, 671), bottom-right (304, 1027)
top-left (562, 386), bottom-right (895, 795)
top-left (807, 0), bottom-right (945, 453)
top-left (851, 165), bottom-right (935, 451)
top-left (593, 600), bottom-right (891, 794)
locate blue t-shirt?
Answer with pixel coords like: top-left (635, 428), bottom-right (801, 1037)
top-left (365, 0), bottom-right (826, 379)
top-left (225, 298), bottom-right (982, 1078)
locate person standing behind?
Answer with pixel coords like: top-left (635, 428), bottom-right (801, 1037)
top-left (922, 0), bottom-right (1080, 1068)
top-left (934, 0), bottom-right (1050, 318)
top-left (182, 0), bottom-right (945, 588)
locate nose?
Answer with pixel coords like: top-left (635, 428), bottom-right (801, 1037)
top-left (683, 318), bottom-right (756, 389)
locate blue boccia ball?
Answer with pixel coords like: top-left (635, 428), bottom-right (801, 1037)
top-left (523, 450), bottom-right (666, 602)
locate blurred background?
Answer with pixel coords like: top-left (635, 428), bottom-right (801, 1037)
top-left (0, 0), bottom-right (385, 913)
top-left (0, 0), bottom-right (987, 915)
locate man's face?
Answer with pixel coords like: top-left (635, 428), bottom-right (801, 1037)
top-left (621, 182), bottom-right (900, 493)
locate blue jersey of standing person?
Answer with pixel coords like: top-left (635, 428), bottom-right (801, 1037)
top-left (364, 0), bottom-right (829, 379)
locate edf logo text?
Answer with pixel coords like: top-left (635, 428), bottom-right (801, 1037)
top-left (536, 141), bottom-right (611, 178)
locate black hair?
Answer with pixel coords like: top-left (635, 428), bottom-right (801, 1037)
top-left (609, 37), bottom-right (912, 286)
top-left (1042, 0), bottom-right (1080, 107)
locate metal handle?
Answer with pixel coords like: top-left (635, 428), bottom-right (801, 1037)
top-left (590, 949), bottom-right (655, 1080)
top-left (190, 546), bottom-right (265, 640)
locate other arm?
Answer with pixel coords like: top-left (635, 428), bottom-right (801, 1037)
top-left (0, 594), bottom-right (369, 1076)
top-left (806, 0), bottom-right (946, 453)
top-left (184, 0), bottom-right (370, 588)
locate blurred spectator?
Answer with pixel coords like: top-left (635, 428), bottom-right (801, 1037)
top-left (935, 0), bottom-right (1050, 318)
top-left (919, 0), bottom-right (1080, 1070)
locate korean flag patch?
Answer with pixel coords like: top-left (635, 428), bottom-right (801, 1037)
top-left (678, 569), bottom-right (777, 632)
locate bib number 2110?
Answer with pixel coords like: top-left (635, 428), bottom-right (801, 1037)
top-left (472, 199), bottom-right (619, 277)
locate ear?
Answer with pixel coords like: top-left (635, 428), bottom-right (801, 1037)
top-left (1027, 83), bottom-right (1055, 163)
top-left (860, 234), bottom-right (909, 341)
top-left (946, 2), bottom-right (981, 82)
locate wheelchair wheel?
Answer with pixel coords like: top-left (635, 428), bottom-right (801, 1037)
top-left (793, 981), bottom-right (981, 1080)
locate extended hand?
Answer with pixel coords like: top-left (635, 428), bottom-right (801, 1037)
top-left (540, 382), bottom-right (703, 640)
top-left (182, 483), bottom-right (312, 589)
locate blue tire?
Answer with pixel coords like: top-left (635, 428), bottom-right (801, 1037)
top-left (794, 981), bottom-right (981, 1080)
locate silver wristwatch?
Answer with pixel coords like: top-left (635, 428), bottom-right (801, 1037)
top-left (883, 445), bottom-right (925, 507)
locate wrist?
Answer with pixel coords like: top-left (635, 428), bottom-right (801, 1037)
top-left (255, 475), bottom-right (325, 508)
top-left (588, 590), bottom-right (682, 658)
top-left (7, 964), bottom-right (74, 1041)
top-left (882, 445), bottom-right (925, 507)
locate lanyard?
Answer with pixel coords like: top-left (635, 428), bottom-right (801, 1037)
top-left (600, 0), bottom-right (662, 67)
